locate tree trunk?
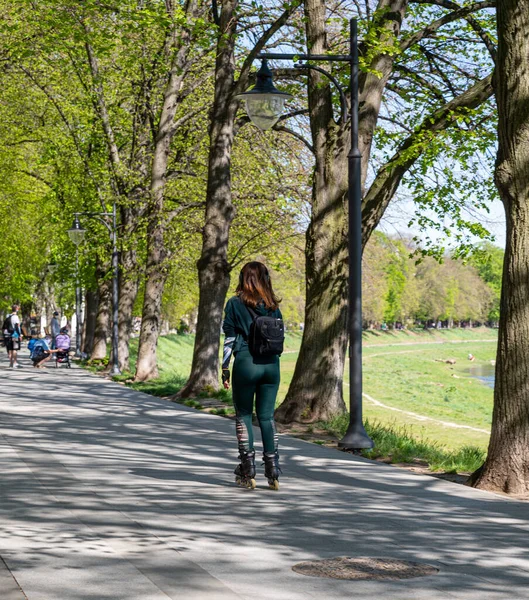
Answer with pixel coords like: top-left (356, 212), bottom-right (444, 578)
top-left (117, 247), bottom-right (139, 372)
top-left (178, 0), bottom-right (297, 398)
top-left (472, 1), bottom-right (529, 494)
top-left (135, 218), bottom-right (167, 380)
top-left (90, 268), bottom-right (111, 361)
top-left (275, 221), bottom-right (349, 422)
top-left (134, 29), bottom-right (194, 381)
top-left (177, 0), bottom-right (238, 398)
top-left (82, 290), bottom-right (98, 356)
top-left (276, 0), bottom-right (408, 422)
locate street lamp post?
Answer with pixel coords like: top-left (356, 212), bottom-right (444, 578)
top-left (67, 216), bottom-right (85, 357)
top-left (110, 203), bottom-right (120, 377)
top-left (238, 18), bottom-right (373, 449)
top-left (67, 205), bottom-right (121, 376)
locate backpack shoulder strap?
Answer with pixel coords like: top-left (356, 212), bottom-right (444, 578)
top-left (245, 304), bottom-right (258, 320)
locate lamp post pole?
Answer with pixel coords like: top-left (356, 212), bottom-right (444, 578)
top-left (75, 245), bottom-right (82, 357)
top-left (340, 19), bottom-right (371, 449)
top-left (247, 17), bottom-right (372, 449)
top-left (110, 202), bottom-right (120, 376)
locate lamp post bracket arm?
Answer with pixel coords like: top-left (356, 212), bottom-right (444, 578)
top-left (294, 63), bottom-right (348, 123)
top-left (77, 211), bottom-right (113, 216)
top-left (257, 53), bottom-right (353, 62)
top-left (74, 212), bottom-right (113, 233)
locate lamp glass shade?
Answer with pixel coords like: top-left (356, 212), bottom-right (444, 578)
top-left (243, 93), bottom-right (289, 130)
top-left (67, 220), bottom-right (86, 246)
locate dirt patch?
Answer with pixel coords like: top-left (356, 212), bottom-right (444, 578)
top-left (276, 422), bottom-right (337, 446)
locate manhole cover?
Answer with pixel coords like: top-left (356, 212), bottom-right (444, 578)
top-left (292, 557), bottom-right (439, 580)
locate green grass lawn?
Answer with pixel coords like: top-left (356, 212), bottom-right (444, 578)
top-left (361, 338), bottom-right (495, 450)
top-left (121, 327), bottom-right (496, 464)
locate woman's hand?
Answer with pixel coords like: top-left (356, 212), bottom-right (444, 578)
top-left (222, 368), bottom-right (230, 389)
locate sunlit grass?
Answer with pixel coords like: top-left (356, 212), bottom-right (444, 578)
top-left (322, 416), bottom-right (486, 473)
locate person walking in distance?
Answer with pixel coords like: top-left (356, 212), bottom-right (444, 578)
top-left (3, 304), bottom-right (23, 368)
top-left (222, 262), bottom-right (285, 490)
top-left (50, 311), bottom-right (61, 349)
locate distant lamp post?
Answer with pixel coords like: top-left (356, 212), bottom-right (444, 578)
top-left (236, 59), bottom-right (292, 130)
top-left (67, 216), bottom-right (86, 357)
top-left (239, 19), bottom-right (373, 450)
top-left (67, 216), bottom-right (86, 246)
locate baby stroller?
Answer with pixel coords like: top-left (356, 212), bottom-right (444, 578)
top-left (55, 348), bottom-right (71, 368)
top-left (55, 329), bottom-right (71, 369)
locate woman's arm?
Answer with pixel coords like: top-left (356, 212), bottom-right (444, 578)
top-left (222, 300), bottom-right (236, 387)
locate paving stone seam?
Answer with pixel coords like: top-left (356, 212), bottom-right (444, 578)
top-left (0, 555), bottom-right (28, 600)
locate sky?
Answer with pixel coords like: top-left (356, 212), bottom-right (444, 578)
top-left (378, 196), bottom-right (506, 251)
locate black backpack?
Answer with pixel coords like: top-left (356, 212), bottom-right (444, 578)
top-left (246, 305), bottom-right (285, 358)
top-left (2, 315), bottom-right (14, 335)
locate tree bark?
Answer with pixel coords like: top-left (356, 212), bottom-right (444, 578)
top-left (135, 216), bottom-right (167, 380)
top-left (472, 1), bottom-right (529, 494)
top-left (82, 289), bottom-right (98, 356)
top-left (117, 247), bottom-right (139, 372)
top-left (135, 3), bottom-right (197, 381)
top-left (178, 0), bottom-right (299, 397)
top-left (176, 0), bottom-right (238, 398)
top-left (90, 267), bottom-right (111, 361)
top-left (276, 0), bottom-right (408, 422)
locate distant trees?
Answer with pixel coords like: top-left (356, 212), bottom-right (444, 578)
top-left (362, 233), bottom-right (498, 329)
top-left (468, 242), bottom-right (503, 324)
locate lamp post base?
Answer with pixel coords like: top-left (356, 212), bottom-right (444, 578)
top-left (338, 421), bottom-right (374, 449)
top-left (109, 365), bottom-right (121, 377)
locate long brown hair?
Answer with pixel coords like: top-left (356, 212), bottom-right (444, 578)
top-left (236, 262), bottom-right (281, 310)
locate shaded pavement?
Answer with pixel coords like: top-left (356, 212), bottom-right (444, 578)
top-left (1, 354), bottom-right (528, 599)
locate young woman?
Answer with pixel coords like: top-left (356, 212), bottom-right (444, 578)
top-left (222, 261), bottom-right (283, 490)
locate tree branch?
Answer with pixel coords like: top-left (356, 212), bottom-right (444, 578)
top-left (273, 125), bottom-right (314, 154)
top-left (405, 0), bottom-right (496, 62)
top-left (82, 21), bottom-right (122, 176)
top-left (362, 72), bottom-right (494, 248)
top-left (393, 64), bottom-right (445, 100)
top-left (235, 0), bottom-right (302, 96)
top-left (166, 201), bottom-right (205, 223)
top-left (15, 169), bottom-right (52, 188)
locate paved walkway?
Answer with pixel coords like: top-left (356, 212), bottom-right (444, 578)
top-left (1, 354), bottom-right (529, 600)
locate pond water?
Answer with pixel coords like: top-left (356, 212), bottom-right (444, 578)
top-left (468, 364), bottom-right (495, 389)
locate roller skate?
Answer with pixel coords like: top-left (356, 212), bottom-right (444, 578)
top-left (234, 450), bottom-right (256, 489)
top-left (263, 452), bottom-right (281, 491)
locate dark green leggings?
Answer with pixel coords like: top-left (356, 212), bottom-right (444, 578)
top-left (232, 348), bottom-right (280, 454)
